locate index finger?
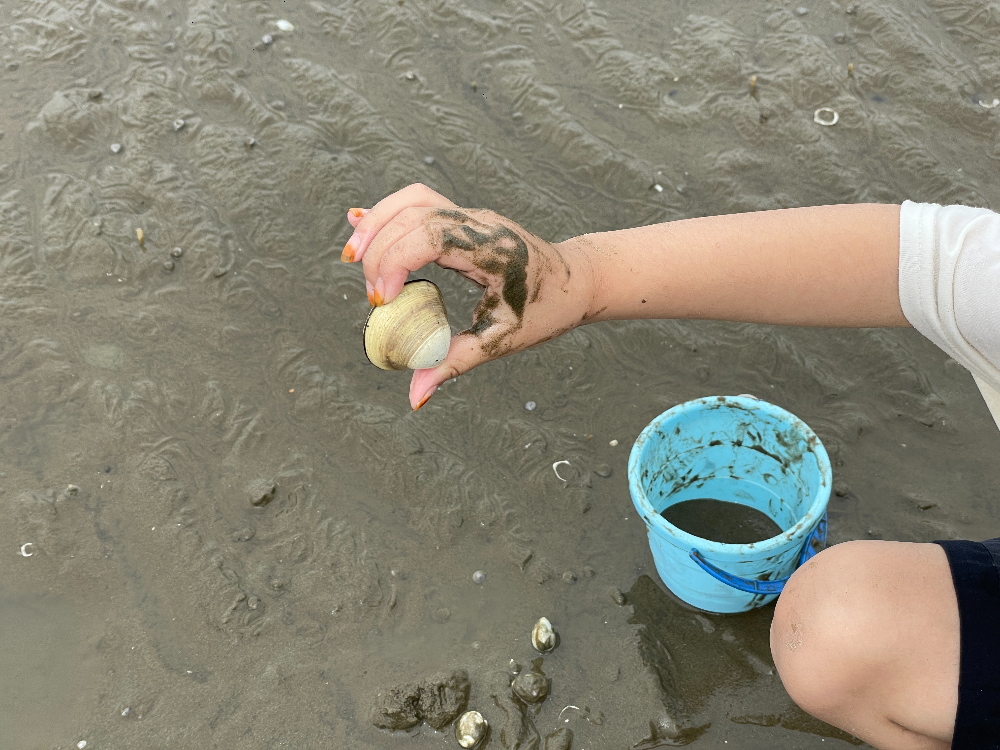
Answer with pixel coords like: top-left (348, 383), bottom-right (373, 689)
top-left (341, 183), bottom-right (457, 263)
top-left (363, 212), bottom-right (490, 305)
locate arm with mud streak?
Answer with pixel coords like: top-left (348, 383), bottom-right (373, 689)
top-left (343, 185), bottom-right (906, 410)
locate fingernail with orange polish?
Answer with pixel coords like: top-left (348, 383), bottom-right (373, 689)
top-left (366, 280), bottom-right (375, 306)
top-left (341, 233), bottom-right (359, 262)
top-left (349, 208), bottom-right (365, 218)
top-left (372, 277), bottom-right (385, 306)
top-left (413, 385), bottom-right (438, 411)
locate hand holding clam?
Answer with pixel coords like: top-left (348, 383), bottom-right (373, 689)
top-left (342, 184), bottom-right (598, 410)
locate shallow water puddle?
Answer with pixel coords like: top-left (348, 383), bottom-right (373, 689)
top-left (0, 592), bottom-right (101, 747)
top-left (661, 499), bottom-right (782, 545)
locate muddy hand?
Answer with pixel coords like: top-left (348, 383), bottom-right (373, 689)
top-left (343, 184), bottom-right (596, 410)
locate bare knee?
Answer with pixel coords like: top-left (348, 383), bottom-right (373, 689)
top-left (770, 540), bottom-right (879, 721)
top-left (770, 540), bottom-right (958, 745)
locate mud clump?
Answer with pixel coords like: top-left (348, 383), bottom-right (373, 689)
top-left (419, 670), bottom-right (473, 730)
top-left (371, 669), bottom-right (471, 732)
top-left (371, 682), bottom-right (422, 731)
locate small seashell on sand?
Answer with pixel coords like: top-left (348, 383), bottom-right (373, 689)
top-left (110, 143), bottom-right (122, 153)
top-left (455, 710), bottom-right (488, 748)
top-left (275, 19), bottom-right (294, 31)
top-left (531, 616), bottom-right (557, 653)
top-left (364, 280), bottom-right (451, 370)
top-left (813, 107), bottom-right (839, 126)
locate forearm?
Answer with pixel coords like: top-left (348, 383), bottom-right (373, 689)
top-left (564, 203), bottom-right (907, 328)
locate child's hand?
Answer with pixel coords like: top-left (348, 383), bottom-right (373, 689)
top-left (343, 184), bottom-right (597, 410)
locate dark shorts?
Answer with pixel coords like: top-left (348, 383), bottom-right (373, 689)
top-left (936, 538), bottom-right (1000, 749)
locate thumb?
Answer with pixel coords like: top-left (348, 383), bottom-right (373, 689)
top-left (409, 334), bottom-right (488, 410)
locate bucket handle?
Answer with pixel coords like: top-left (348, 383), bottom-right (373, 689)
top-left (688, 513), bottom-right (828, 595)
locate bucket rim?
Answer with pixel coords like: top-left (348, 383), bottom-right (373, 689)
top-left (627, 395), bottom-right (832, 558)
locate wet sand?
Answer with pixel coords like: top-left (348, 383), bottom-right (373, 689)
top-left (1, 0), bottom-right (1000, 747)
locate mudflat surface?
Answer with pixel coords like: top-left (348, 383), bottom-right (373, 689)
top-left (1, 0), bottom-right (999, 748)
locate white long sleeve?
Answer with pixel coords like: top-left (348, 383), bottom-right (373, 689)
top-left (899, 201), bottom-right (1000, 428)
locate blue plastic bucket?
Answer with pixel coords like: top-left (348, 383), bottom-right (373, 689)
top-left (627, 395), bottom-right (831, 613)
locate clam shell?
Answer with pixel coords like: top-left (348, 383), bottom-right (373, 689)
top-left (455, 710), bottom-right (488, 749)
top-left (511, 671), bottom-right (550, 705)
top-left (531, 616), bottom-right (557, 653)
top-left (364, 280), bottom-right (451, 370)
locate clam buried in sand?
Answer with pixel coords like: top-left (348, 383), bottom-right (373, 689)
top-left (364, 280), bottom-right (451, 370)
top-left (512, 670), bottom-right (550, 704)
top-left (531, 616), bottom-right (558, 653)
top-left (455, 710), bottom-right (488, 748)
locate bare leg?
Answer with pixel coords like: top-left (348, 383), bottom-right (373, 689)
top-left (770, 541), bottom-right (959, 750)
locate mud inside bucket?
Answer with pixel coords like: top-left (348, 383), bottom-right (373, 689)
top-left (627, 396), bottom-right (832, 614)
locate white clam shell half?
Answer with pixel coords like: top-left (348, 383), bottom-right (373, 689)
top-left (363, 280), bottom-right (451, 371)
top-left (455, 710), bottom-right (488, 749)
top-left (531, 616), bottom-right (557, 653)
